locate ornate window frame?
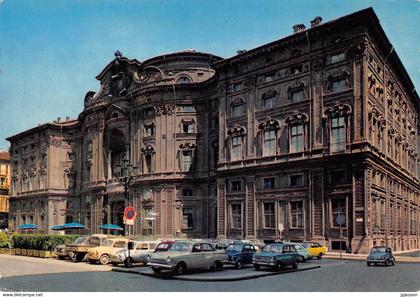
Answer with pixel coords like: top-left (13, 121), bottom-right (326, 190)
top-left (322, 102), bottom-right (352, 153)
top-left (229, 97), bottom-right (246, 117)
top-left (326, 70), bottom-right (351, 93)
top-left (178, 142), bottom-right (197, 172)
top-left (180, 118), bottom-right (195, 133)
top-left (227, 124), bottom-right (247, 161)
top-left (258, 117), bottom-right (280, 156)
top-left (260, 90), bottom-right (278, 109)
top-left (141, 144), bottom-right (156, 174)
top-left (287, 82), bottom-right (307, 102)
top-left (284, 111), bottom-right (309, 153)
top-left (144, 121), bottom-right (155, 137)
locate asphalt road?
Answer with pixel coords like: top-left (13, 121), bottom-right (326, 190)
top-left (0, 256), bottom-right (419, 292)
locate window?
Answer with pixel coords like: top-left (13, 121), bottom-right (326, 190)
top-left (143, 207), bottom-right (153, 230)
top-left (331, 79), bottom-right (347, 92)
top-left (231, 104), bottom-right (245, 117)
top-left (181, 150), bottom-right (193, 171)
top-left (331, 198), bottom-right (346, 227)
top-left (231, 180), bottom-right (242, 192)
top-left (143, 189), bottom-right (153, 200)
top-left (263, 130), bottom-right (276, 156)
top-left (291, 90), bottom-right (304, 102)
top-left (182, 123), bottom-right (194, 133)
top-left (330, 170), bottom-right (346, 184)
top-left (290, 201), bottom-right (303, 228)
top-left (145, 125), bottom-right (154, 137)
top-left (231, 203), bottom-right (242, 229)
top-left (231, 136), bottom-right (242, 161)
top-left (263, 96), bottom-right (275, 109)
top-left (182, 105), bottom-right (194, 112)
top-left (265, 73), bottom-right (275, 83)
top-left (182, 189), bottom-right (193, 196)
top-left (289, 174), bottom-right (304, 187)
top-left (263, 177), bottom-right (275, 190)
top-left (331, 117), bottom-right (346, 153)
top-left (331, 53), bottom-right (346, 64)
top-left (233, 83), bottom-right (242, 92)
top-left (263, 202), bottom-right (275, 228)
top-left (144, 155), bottom-right (152, 174)
top-left (176, 76), bottom-right (192, 84)
top-left (290, 124), bottom-right (304, 152)
top-left (183, 208), bottom-right (193, 229)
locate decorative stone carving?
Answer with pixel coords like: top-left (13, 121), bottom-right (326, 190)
top-left (154, 104), bottom-right (175, 115)
top-left (285, 111), bottom-right (309, 126)
top-left (179, 142), bottom-right (197, 150)
top-left (227, 124), bottom-right (247, 137)
top-left (323, 102), bottom-right (352, 119)
top-left (258, 116), bottom-right (280, 130)
top-left (141, 144), bottom-right (156, 155)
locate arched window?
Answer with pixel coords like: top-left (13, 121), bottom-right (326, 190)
top-left (261, 91), bottom-right (277, 109)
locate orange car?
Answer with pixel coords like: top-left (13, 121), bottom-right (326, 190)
top-left (302, 242), bottom-right (328, 259)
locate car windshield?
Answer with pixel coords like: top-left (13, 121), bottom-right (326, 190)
top-left (168, 242), bottom-right (193, 252)
top-left (73, 237), bottom-right (87, 244)
top-left (155, 243), bottom-right (170, 251)
top-left (371, 247), bottom-right (387, 253)
top-left (262, 244), bottom-right (283, 253)
top-left (226, 244), bottom-right (243, 252)
top-left (301, 243), bottom-right (310, 248)
top-left (103, 239), bottom-right (114, 247)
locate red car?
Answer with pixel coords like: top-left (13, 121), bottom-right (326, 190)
top-left (154, 240), bottom-right (175, 252)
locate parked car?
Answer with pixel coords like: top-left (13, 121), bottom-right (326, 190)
top-left (367, 246), bottom-right (395, 266)
top-left (147, 241), bottom-right (228, 275)
top-left (301, 241), bottom-right (328, 259)
top-left (224, 242), bottom-right (257, 269)
top-left (110, 240), bottom-right (159, 268)
top-left (66, 234), bottom-right (109, 262)
top-left (252, 243), bottom-right (299, 271)
top-left (154, 240), bottom-right (175, 252)
top-left (55, 236), bottom-right (88, 260)
top-left (291, 242), bottom-right (312, 262)
top-left (87, 237), bottom-right (128, 265)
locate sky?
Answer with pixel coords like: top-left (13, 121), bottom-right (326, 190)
top-left (0, 0), bottom-right (419, 150)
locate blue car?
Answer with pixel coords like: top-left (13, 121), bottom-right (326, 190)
top-left (224, 243), bottom-right (257, 269)
top-left (367, 246), bottom-right (395, 266)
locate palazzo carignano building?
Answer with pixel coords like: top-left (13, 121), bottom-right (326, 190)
top-left (0, 151), bottom-right (10, 229)
top-left (6, 8), bottom-right (419, 253)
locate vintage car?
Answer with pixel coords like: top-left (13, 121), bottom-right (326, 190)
top-left (110, 240), bottom-right (160, 268)
top-left (55, 236), bottom-right (88, 260)
top-left (66, 234), bottom-right (109, 262)
top-left (224, 242), bottom-right (257, 269)
top-left (154, 240), bottom-right (175, 252)
top-left (147, 241), bottom-right (228, 275)
top-left (87, 237), bottom-right (129, 265)
top-left (291, 242), bottom-right (312, 262)
top-left (367, 246), bottom-right (395, 266)
top-left (252, 243), bottom-right (300, 270)
top-left (301, 241), bottom-right (328, 259)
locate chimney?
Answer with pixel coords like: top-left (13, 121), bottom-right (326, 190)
top-left (293, 24), bottom-right (306, 34)
top-left (57, 117), bottom-right (61, 123)
top-left (66, 116), bottom-right (70, 121)
top-left (311, 16), bottom-right (322, 27)
top-left (236, 49), bottom-right (247, 55)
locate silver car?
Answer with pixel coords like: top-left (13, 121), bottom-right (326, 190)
top-left (147, 241), bottom-right (228, 275)
top-left (110, 240), bottom-right (159, 268)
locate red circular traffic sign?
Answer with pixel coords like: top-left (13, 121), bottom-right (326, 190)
top-left (124, 207), bottom-right (137, 220)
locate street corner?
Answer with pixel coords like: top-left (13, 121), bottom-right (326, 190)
top-left (111, 263), bottom-right (321, 282)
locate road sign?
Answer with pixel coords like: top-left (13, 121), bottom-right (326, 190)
top-left (124, 207), bottom-right (137, 225)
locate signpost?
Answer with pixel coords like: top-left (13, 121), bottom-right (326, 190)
top-left (336, 214), bottom-right (346, 260)
top-left (124, 207), bottom-right (137, 260)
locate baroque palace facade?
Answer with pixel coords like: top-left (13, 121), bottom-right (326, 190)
top-left (6, 8), bottom-right (419, 253)
top-left (0, 151), bottom-right (10, 229)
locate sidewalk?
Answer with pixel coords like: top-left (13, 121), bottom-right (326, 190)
top-left (324, 250), bottom-right (420, 263)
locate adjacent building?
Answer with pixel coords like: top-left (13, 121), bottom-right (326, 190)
top-left (6, 8), bottom-right (419, 253)
top-left (0, 151), bottom-right (10, 229)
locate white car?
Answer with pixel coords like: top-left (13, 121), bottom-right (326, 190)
top-left (110, 240), bottom-right (159, 268)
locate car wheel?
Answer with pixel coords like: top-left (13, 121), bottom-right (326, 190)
top-left (254, 264), bottom-right (260, 271)
top-left (292, 260), bottom-right (298, 270)
top-left (276, 261), bottom-right (283, 271)
top-left (58, 255), bottom-right (65, 260)
top-left (152, 267), bottom-right (162, 274)
top-left (175, 262), bottom-right (187, 275)
top-left (385, 260), bottom-right (389, 267)
top-left (299, 256), bottom-right (305, 263)
top-left (367, 262), bottom-right (371, 266)
top-left (211, 260), bottom-right (223, 271)
top-left (317, 253), bottom-right (323, 260)
top-left (99, 254), bottom-right (110, 265)
top-left (88, 259), bottom-right (96, 264)
top-left (112, 262), bottom-right (119, 267)
top-left (235, 259), bottom-right (243, 270)
top-left (124, 257), bottom-right (133, 268)
top-left (69, 252), bottom-right (76, 262)
top-left (75, 253), bottom-right (85, 262)
top-left (391, 259), bottom-right (395, 266)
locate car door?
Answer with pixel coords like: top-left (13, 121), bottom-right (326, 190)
top-left (282, 245), bottom-right (291, 265)
top-left (242, 245), bottom-right (253, 264)
top-left (202, 243), bottom-right (216, 267)
top-left (190, 243), bottom-right (204, 269)
top-left (311, 242), bottom-right (321, 255)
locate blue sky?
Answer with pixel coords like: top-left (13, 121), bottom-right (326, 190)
top-left (0, 0), bottom-right (419, 149)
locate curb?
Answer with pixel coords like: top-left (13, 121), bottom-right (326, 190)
top-left (324, 255), bottom-right (420, 264)
top-left (111, 265), bottom-right (320, 282)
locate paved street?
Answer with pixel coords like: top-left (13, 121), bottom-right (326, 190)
top-left (0, 255), bottom-right (420, 291)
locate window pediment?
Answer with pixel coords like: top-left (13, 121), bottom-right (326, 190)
top-left (179, 142), bottom-right (197, 151)
top-left (180, 117), bottom-right (195, 124)
top-left (285, 111), bottom-right (309, 126)
top-left (323, 102), bottom-right (352, 119)
top-left (258, 117), bottom-right (280, 130)
top-left (144, 121), bottom-right (155, 128)
top-left (141, 144), bottom-right (156, 155)
top-left (227, 124), bottom-right (247, 137)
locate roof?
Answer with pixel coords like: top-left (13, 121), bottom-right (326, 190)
top-left (0, 151), bottom-right (10, 161)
